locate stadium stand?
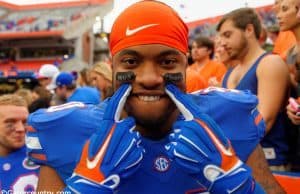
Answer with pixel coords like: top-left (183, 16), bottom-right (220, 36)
top-left (0, 0), bottom-right (112, 77)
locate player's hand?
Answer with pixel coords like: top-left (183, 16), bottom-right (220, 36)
top-left (164, 84), bottom-right (256, 193)
top-left (287, 98), bottom-right (300, 125)
top-left (65, 84), bottom-right (144, 193)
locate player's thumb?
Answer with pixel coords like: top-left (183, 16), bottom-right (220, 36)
top-left (104, 84), bottom-right (132, 121)
top-left (165, 84), bottom-right (196, 121)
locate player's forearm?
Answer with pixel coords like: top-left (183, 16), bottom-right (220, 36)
top-left (247, 145), bottom-right (286, 194)
top-left (257, 110), bottom-right (276, 133)
top-left (37, 166), bottom-right (66, 192)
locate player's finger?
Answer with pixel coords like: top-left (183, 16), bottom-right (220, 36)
top-left (165, 84), bottom-right (198, 120)
top-left (103, 83), bottom-right (132, 121)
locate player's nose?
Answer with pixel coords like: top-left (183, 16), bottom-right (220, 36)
top-left (15, 121), bottom-right (26, 132)
top-left (135, 62), bottom-right (163, 88)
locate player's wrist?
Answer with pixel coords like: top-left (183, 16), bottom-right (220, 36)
top-left (208, 163), bottom-right (255, 194)
top-left (65, 174), bottom-right (114, 194)
top-left (64, 184), bottom-right (113, 194)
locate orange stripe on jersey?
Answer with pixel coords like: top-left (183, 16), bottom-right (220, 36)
top-left (26, 125), bottom-right (37, 132)
top-left (195, 119), bottom-right (239, 171)
top-left (255, 113), bottom-right (263, 126)
top-left (74, 124), bottom-right (116, 182)
top-left (30, 153), bottom-right (47, 161)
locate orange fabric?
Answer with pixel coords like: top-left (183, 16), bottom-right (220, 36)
top-left (26, 125), bottom-right (37, 132)
top-left (254, 113), bottom-right (263, 126)
top-left (274, 173), bottom-right (300, 194)
top-left (273, 31), bottom-right (296, 60)
top-left (188, 59), bottom-right (227, 84)
top-left (74, 124), bottom-right (116, 182)
top-left (30, 153), bottom-right (47, 161)
top-left (186, 68), bottom-right (207, 93)
top-left (109, 1), bottom-right (188, 56)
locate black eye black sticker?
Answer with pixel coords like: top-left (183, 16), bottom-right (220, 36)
top-left (163, 73), bottom-right (183, 84)
top-left (116, 71), bottom-right (136, 82)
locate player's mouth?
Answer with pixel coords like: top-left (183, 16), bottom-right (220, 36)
top-left (138, 95), bottom-right (160, 102)
top-left (13, 135), bottom-right (25, 141)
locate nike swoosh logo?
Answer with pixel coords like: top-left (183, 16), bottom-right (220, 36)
top-left (165, 145), bottom-right (171, 150)
top-left (196, 119), bottom-right (233, 156)
top-left (86, 124), bottom-right (116, 169)
top-left (126, 24), bottom-right (159, 36)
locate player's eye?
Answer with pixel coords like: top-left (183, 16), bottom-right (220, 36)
top-left (5, 121), bottom-right (15, 131)
top-left (121, 58), bottom-right (138, 67)
top-left (158, 57), bottom-right (180, 70)
top-left (161, 59), bottom-right (177, 66)
top-left (223, 32), bottom-right (231, 38)
top-left (282, 5), bottom-right (288, 12)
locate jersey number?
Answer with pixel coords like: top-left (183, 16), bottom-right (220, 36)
top-left (10, 173), bottom-right (38, 192)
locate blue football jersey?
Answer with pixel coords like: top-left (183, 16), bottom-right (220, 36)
top-left (0, 146), bottom-right (39, 192)
top-left (113, 88), bottom-right (266, 193)
top-left (115, 136), bottom-right (207, 193)
top-left (191, 87), bottom-right (265, 161)
top-left (26, 102), bottom-right (105, 182)
top-left (26, 88), bottom-right (265, 191)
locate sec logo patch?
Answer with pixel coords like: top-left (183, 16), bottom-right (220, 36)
top-left (154, 156), bottom-right (170, 172)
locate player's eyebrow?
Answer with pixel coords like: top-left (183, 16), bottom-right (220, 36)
top-left (156, 50), bottom-right (182, 58)
top-left (116, 49), bottom-right (182, 58)
top-left (117, 49), bottom-right (140, 57)
top-left (4, 118), bottom-right (15, 123)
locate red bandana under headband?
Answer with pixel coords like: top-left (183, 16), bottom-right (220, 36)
top-left (109, 0), bottom-right (188, 56)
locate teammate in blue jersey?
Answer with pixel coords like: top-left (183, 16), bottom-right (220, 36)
top-left (0, 94), bottom-right (39, 193)
top-left (0, 146), bottom-right (39, 192)
top-left (26, 101), bottom-right (105, 191)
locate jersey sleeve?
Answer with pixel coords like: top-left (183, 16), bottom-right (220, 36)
top-left (191, 87), bottom-right (266, 162)
top-left (25, 102), bottom-right (106, 182)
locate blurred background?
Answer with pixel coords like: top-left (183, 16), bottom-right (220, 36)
top-left (0, 0), bottom-right (274, 93)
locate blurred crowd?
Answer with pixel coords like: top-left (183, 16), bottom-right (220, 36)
top-left (12, 61), bottom-right (113, 113)
top-left (0, 6), bottom-right (86, 32)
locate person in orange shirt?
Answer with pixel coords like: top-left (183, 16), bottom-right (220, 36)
top-left (187, 36), bottom-right (226, 88)
top-left (272, 0), bottom-right (297, 60)
top-left (273, 31), bottom-right (296, 60)
top-left (185, 67), bottom-right (207, 93)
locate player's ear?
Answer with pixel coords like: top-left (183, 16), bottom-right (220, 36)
top-left (245, 23), bottom-right (255, 38)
